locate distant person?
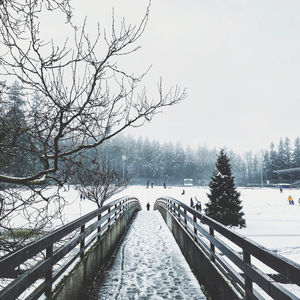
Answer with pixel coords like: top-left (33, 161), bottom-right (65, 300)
top-left (181, 189), bottom-right (185, 195)
top-left (151, 182), bottom-right (154, 188)
top-left (288, 195), bottom-right (293, 205)
top-left (163, 182), bottom-right (166, 189)
top-left (298, 198), bottom-right (300, 206)
top-left (196, 202), bottom-right (202, 212)
top-left (146, 202), bottom-right (150, 211)
top-left (190, 197), bottom-right (194, 208)
top-left (280, 186), bottom-right (283, 193)
top-left (147, 181), bottom-right (149, 188)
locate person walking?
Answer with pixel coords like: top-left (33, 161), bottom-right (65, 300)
top-left (190, 197), bottom-right (194, 208)
top-left (196, 202), bottom-right (202, 212)
top-left (288, 195), bottom-right (293, 205)
top-left (146, 202), bottom-right (150, 211)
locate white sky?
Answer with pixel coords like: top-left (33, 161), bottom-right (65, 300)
top-left (117, 0), bottom-right (300, 154)
top-left (17, 0), bottom-right (300, 154)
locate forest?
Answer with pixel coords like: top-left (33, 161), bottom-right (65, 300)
top-left (1, 81), bottom-right (300, 187)
top-left (94, 135), bottom-right (300, 186)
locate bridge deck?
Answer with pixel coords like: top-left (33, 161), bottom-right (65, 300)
top-left (91, 210), bottom-right (206, 300)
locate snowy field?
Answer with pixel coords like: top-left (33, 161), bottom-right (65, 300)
top-left (6, 185), bottom-right (300, 299)
top-left (63, 185), bottom-right (300, 266)
top-left (59, 184), bottom-right (300, 298)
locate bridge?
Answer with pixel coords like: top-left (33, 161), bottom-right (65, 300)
top-left (0, 196), bottom-right (300, 300)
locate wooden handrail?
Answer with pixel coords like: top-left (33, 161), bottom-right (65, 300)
top-left (154, 197), bottom-right (300, 300)
top-left (0, 196), bottom-right (141, 300)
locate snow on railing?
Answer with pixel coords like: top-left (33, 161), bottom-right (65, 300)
top-left (0, 196), bottom-right (141, 300)
top-left (154, 197), bottom-right (300, 300)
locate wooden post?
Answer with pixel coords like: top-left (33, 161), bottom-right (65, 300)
top-left (80, 224), bottom-right (85, 259)
top-left (209, 227), bottom-right (215, 262)
top-left (193, 215), bottom-right (197, 241)
top-left (107, 207), bottom-right (111, 229)
top-left (184, 208), bottom-right (187, 229)
top-left (45, 245), bottom-right (53, 297)
top-left (97, 213), bottom-right (101, 240)
top-left (122, 199), bottom-right (125, 213)
top-left (243, 250), bottom-right (253, 299)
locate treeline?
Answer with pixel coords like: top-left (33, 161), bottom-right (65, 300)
top-left (94, 136), bottom-right (300, 186)
top-left (93, 136), bottom-right (263, 186)
top-left (0, 81), bottom-right (43, 178)
top-left (263, 137), bottom-right (300, 182)
top-left (1, 82), bottom-right (299, 186)
top-left (95, 136), bottom-right (217, 185)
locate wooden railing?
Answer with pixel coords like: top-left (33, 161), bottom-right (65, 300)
top-left (0, 196), bottom-right (141, 300)
top-left (154, 197), bottom-right (300, 300)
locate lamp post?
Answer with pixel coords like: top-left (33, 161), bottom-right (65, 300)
top-left (260, 150), bottom-right (264, 187)
top-left (122, 155), bottom-right (127, 181)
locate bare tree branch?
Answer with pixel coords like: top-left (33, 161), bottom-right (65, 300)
top-left (0, 0), bottom-right (186, 186)
top-left (77, 157), bottom-right (128, 208)
top-left (0, 0), bottom-right (186, 253)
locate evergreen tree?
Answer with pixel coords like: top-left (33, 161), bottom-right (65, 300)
top-left (184, 145), bottom-right (197, 179)
top-left (263, 150), bottom-right (272, 181)
top-left (251, 154), bottom-right (260, 184)
top-left (269, 142), bottom-right (278, 180)
top-left (161, 141), bottom-right (175, 182)
top-left (141, 138), bottom-right (155, 178)
top-left (230, 151), bottom-right (248, 186)
top-left (292, 137), bottom-right (300, 167)
top-left (277, 138), bottom-right (285, 169)
top-left (173, 142), bottom-right (185, 182)
top-left (245, 151), bottom-right (253, 184)
top-left (0, 81), bottom-right (31, 176)
top-left (283, 137), bottom-right (292, 168)
top-left (195, 146), bottom-right (216, 185)
top-left (205, 149), bottom-right (246, 228)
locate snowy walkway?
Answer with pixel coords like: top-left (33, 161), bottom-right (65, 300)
top-left (92, 211), bottom-right (206, 300)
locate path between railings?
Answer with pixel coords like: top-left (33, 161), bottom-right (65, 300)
top-left (91, 210), bottom-right (206, 300)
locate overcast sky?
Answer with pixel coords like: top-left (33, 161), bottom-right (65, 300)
top-left (52, 0), bottom-right (300, 153)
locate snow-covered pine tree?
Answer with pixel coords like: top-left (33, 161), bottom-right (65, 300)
top-left (205, 149), bottom-right (246, 228)
top-left (292, 137), bottom-right (300, 167)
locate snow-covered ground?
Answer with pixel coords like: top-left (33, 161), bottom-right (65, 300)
top-left (6, 185), bottom-right (300, 298)
top-left (105, 185), bottom-right (300, 299)
top-left (126, 186), bottom-right (300, 262)
top-left (92, 210), bottom-right (206, 300)
top-left (62, 185), bottom-right (300, 266)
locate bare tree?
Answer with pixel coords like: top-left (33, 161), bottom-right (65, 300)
top-left (0, 0), bottom-right (186, 253)
top-left (0, 185), bottom-right (66, 253)
top-left (77, 158), bottom-right (129, 208)
top-left (0, 0), bottom-right (186, 186)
